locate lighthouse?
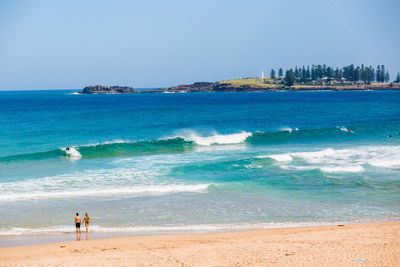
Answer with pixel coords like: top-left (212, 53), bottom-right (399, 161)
top-left (261, 69), bottom-right (264, 79)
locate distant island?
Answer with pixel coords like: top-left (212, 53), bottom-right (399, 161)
top-left (82, 85), bottom-right (138, 94)
top-left (81, 64), bottom-right (400, 94)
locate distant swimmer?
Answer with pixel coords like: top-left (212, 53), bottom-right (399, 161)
top-left (66, 147), bottom-right (70, 151)
top-left (388, 135), bottom-right (392, 138)
top-left (74, 213), bottom-right (81, 241)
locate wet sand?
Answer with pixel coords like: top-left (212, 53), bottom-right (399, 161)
top-left (0, 222), bottom-right (399, 266)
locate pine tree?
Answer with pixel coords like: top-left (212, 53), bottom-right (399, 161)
top-left (327, 67), bottom-right (333, 78)
top-left (322, 64), bottom-right (327, 77)
top-left (270, 69), bottom-right (276, 79)
top-left (349, 64), bottom-right (355, 81)
top-left (371, 67), bottom-right (376, 83)
top-left (354, 67), bottom-right (361, 82)
top-left (278, 68), bottom-right (283, 77)
top-left (311, 65), bottom-right (317, 80)
top-left (395, 73), bottom-right (400, 83)
top-left (294, 66), bottom-right (299, 78)
top-left (317, 65), bottom-right (323, 79)
top-left (384, 71), bottom-right (390, 83)
top-left (381, 65), bottom-right (386, 82)
top-left (334, 68), bottom-right (340, 79)
top-left (361, 67), bottom-right (366, 83)
top-left (343, 64), bottom-right (355, 81)
top-left (376, 65), bottom-right (381, 82)
top-left (301, 66), bottom-right (307, 83)
top-left (285, 69), bottom-right (295, 87)
top-left (365, 66), bottom-right (374, 84)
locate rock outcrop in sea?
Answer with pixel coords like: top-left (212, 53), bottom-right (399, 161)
top-left (166, 82), bottom-right (214, 92)
top-left (82, 85), bottom-right (138, 94)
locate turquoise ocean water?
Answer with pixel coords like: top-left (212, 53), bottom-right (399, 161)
top-left (0, 90), bottom-right (399, 236)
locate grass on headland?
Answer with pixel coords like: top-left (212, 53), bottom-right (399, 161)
top-left (218, 78), bottom-right (399, 90)
top-left (217, 78), bottom-right (282, 88)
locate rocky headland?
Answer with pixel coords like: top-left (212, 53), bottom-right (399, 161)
top-left (80, 79), bottom-right (400, 94)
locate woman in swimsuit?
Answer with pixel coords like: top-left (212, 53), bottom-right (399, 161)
top-left (84, 213), bottom-right (91, 240)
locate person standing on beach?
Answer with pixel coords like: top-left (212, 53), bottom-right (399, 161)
top-left (74, 213), bottom-right (81, 241)
top-left (83, 213), bottom-right (91, 240)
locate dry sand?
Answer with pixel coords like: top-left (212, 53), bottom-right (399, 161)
top-left (0, 222), bottom-right (399, 266)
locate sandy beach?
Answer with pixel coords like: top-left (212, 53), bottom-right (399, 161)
top-left (0, 222), bottom-right (399, 266)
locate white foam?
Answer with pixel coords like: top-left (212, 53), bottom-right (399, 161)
top-left (292, 147), bottom-right (366, 173)
top-left (368, 159), bottom-right (400, 167)
top-left (263, 145), bottom-right (400, 173)
top-left (0, 184), bottom-right (210, 201)
top-left (0, 221), bottom-right (363, 236)
top-left (170, 130), bottom-right (252, 146)
top-left (244, 164), bottom-right (263, 169)
top-left (319, 165), bottom-right (365, 173)
top-left (0, 164), bottom-right (210, 201)
top-left (279, 165), bottom-right (314, 171)
top-left (266, 153), bottom-right (293, 162)
top-left (294, 148), bottom-right (337, 159)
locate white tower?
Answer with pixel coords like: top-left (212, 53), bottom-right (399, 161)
top-left (261, 69), bottom-right (264, 79)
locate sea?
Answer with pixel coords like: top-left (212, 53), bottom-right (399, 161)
top-left (0, 90), bottom-right (399, 240)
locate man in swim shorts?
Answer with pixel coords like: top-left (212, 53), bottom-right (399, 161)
top-left (74, 213), bottom-right (81, 241)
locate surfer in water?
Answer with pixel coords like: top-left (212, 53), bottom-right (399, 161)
top-left (64, 147), bottom-right (81, 159)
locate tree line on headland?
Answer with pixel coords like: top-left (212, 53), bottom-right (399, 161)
top-left (269, 64), bottom-right (400, 87)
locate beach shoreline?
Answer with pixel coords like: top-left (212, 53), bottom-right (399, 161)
top-left (1, 221), bottom-right (399, 266)
top-left (2, 219), bottom-right (397, 248)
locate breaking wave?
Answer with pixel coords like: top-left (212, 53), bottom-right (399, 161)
top-left (0, 126), bottom-right (386, 163)
top-left (171, 130), bottom-right (252, 146)
top-left (264, 146), bottom-right (400, 173)
top-left (0, 165), bottom-right (211, 201)
top-left (0, 184), bottom-right (210, 201)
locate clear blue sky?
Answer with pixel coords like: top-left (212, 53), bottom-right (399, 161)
top-left (0, 0), bottom-right (399, 90)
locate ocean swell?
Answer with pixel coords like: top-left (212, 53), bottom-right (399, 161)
top-left (0, 126), bottom-right (383, 163)
top-left (0, 131), bottom-right (253, 162)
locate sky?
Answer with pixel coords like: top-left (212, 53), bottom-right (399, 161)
top-left (0, 0), bottom-right (399, 90)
